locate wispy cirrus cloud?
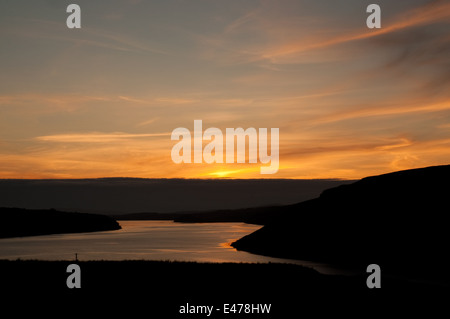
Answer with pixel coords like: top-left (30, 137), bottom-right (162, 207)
top-left (1, 1), bottom-right (449, 179)
top-left (136, 118), bottom-right (159, 127)
top-left (194, 0), bottom-right (450, 66)
top-left (3, 18), bottom-right (169, 56)
top-left (261, 0), bottom-right (450, 63)
top-left (35, 132), bottom-right (171, 143)
top-left (314, 100), bottom-right (450, 125)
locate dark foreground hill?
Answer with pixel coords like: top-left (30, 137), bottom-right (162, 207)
top-left (0, 207), bottom-right (121, 238)
top-left (0, 260), bottom-right (446, 317)
top-left (232, 165), bottom-right (450, 284)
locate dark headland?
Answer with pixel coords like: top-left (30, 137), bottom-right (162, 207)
top-left (231, 164), bottom-right (450, 284)
top-left (0, 207), bottom-right (121, 238)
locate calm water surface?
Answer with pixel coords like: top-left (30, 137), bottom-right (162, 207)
top-left (0, 221), bottom-right (349, 275)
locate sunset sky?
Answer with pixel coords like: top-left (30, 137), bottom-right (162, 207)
top-left (0, 0), bottom-right (449, 179)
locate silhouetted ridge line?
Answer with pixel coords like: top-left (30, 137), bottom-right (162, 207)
top-left (232, 164), bottom-right (450, 283)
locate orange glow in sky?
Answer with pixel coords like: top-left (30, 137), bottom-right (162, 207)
top-left (0, 1), bottom-right (449, 180)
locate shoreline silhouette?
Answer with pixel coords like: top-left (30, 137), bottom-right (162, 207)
top-left (231, 164), bottom-right (450, 284)
top-left (0, 207), bottom-right (120, 238)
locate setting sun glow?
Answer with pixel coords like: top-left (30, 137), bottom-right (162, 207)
top-left (0, 1), bottom-right (449, 180)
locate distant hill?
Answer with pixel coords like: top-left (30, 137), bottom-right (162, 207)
top-left (172, 207), bottom-right (279, 225)
top-left (0, 207), bottom-right (121, 238)
top-left (232, 165), bottom-right (450, 282)
top-left (0, 178), bottom-right (351, 214)
top-left (113, 206), bottom-right (280, 225)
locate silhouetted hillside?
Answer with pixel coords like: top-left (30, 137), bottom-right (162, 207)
top-left (0, 207), bottom-right (121, 238)
top-left (232, 165), bottom-right (450, 283)
top-left (1, 260), bottom-right (445, 317)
